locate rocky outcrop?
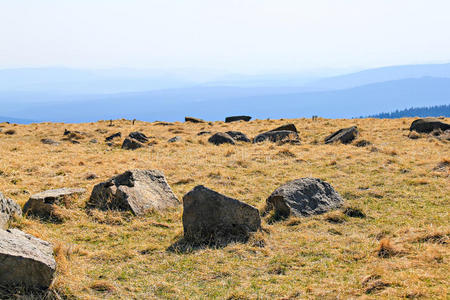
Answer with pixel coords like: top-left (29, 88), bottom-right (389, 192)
top-left (410, 118), bottom-right (450, 133)
top-left (225, 131), bottom-right (251, 142)
top-left (185, 117), bottom-right (205, 123)
top-left (88, 170), bottom-right (180, 215)
top-left (253, 130), bottom-right (300, 144)
top-left (324, 126), bottom-right (359, 144)
top-left (266, 178), bottom-right (344, 217)
top-left (0, 192), bottom-right (22, 229)
top-left (182, 185), bottom-right (261, 244)
top-left (122, 137), bottom-right (144, 150)
top-left (225, 116), bottom-right (252, 123)
top-left (0, 229), bottom-right (56, 289)
top-left (208, 132), bottom-right (236, 145)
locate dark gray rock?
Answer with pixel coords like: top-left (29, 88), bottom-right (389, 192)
top-left (266, 177), bottom-right (344, 217)
top-left (182, 185), bottom-right (261, 243)
top-left (325, 126), bottom-right (359, 144)
top-left (122, 137), bottom-right (144, 150)
top-left (105, 132), bottom-right (121, 141)
top-left (410, 118), bottom-right (450, 133)
top-left (197, 131), bottom-right (212, 136)
top-left (225, 115), bottom-right (252, 123)
top-left (1, 192), bottom-right (22, 229)
top-left (225, 131), bottom-right (251, 142)
top-left (23, 188), bottom-right (86, 221)
top-left (89, 139), bottom-right (98, 144)
top-left (88, 169), bottom-right (180, 215)
top-left (253, 130), bottom-right (300, 144)
top-left (270, 123), bottom-right (297, 133)
top-left (168, 136), bottom-right (182, 143)
top-left (0, 228), bottom-right (56, 289)
top-left (208, 132), bottom-right (236, 145)
top-left (40, 138), bottom-right (59, 145)
top-left (129, 131), bottom-right (148, 143)
top-left (185, 117), bottom-right (205, 123)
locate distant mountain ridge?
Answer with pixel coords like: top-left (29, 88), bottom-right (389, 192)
top-left (366, 104), bottom-right (450, 118)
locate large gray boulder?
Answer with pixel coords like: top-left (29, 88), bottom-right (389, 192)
top-left (122, 137), bottom-right (144, 150)
top-left (225, 115), bottom-right (251, 123)
top-left (0, 192), bottom-right (22, 229)
top-left (324, 126), bottom-right (359, 144)
top-left (182, 185), bottom-right (261, 244)
top-left (266, 178), bottom-right (344, 217)
top-left (0, 229), bottom-right (56, 289)
top-left (208, 132), bottom-right (236, 145)
top-left (253, 130), bottom-right (300, 144)
top-left (23, 188), bottom-right (86, 221)
top-left (88, 170), bottom-right (179, 215)
top-left (410, 118), bottom-right (450, 133)
top-left (225, 131), bottom-right (251, 142)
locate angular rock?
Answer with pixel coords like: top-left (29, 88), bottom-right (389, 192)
top-left (23, 188), bottom-right (86, 221)
top-left (122, 137), bottom-right (144, 150)
top-left (225, 131), bottom-right (251, 142)
top-left (1, 192), bottom-right (22, 229)
top-left (208, 132), bottom-right (236, 145)
top-left (325, 126), bottom-right (359, 144)
top-left (168, 136), bottom-right (182, 143)
top-left (266, 178), bottom-right (344, 217)
top-left (253, 130), bottom-right (300, 144)
top-left (270, 123), bottom-right (297, 133)
top-left (185, 117), bottom-right (205, 123)
top-left (88, 170), bottom-right (179, 215)
top-left (40, 138), bottom-right (59, 145)
top-left (0, 228), bottom-right (56, 289)
top-left (182, 185), bottom-right (261, 243)
top-left (105, 132), bottom-right (121, 141)
top-left (225, 115), bottom-right (252, 123)
top-left (410, 118), bottom-right (450, 133)
top-left (129, 131), bottom-right (149, 143)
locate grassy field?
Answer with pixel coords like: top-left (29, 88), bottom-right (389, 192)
top-left (0, 117), bottom-right (449, 299)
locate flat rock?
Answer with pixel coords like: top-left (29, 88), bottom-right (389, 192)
top-left (88, 169), bottom-right (180, 215)
top-left (253, 130), bottom-right (300, 144)
top-left (225, 115), bottom-right (252, 123)
top-left (122, 137), bottom-right (144, 150)
top-left (325, 126), bottom-right (359, 144)
top-left (23, 188), bottom-right (86, 221)
top-left (182, 185), bottom-right (261, 243)
top-left (266, 177), bottom-right (344, 217)
top-left (270, 123), bottom-right (297, 133)
top-left (0, 192), bottom-right (22, 229)
top-left (410, 118), bottom-right (450, 133)
top-left (185, 117), bottom-right (205, 123)
top-left (0, 228), bottom-right (56, 289)
top-left (225, 131), bottom-right (250, 142)
top-left (208, 132), bottom-right (236, 145)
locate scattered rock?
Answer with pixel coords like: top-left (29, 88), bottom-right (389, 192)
top-left (95, 129), bottom-right (108, 134)
top-left (88, 170), bottom-right (180, 215)
top-left (85, 173), bottom-right (98, 180)
top-left (343, 207), bottom-right (366, 218)
top-left (410, 118), bottom-right (450, 133)
top-left (4, 129), bottom-right (16, 135)
top-left (208, 132), bottom-right (236, 145)
top-left (23, 188), bottom-right (86, 222)
top-left (270, 123), bottom-right (297, 133)
top-left (225, 115), bottom-right (252, 123)
top-left (197, 131), bottom-right (212, 136)
top-left (105, 132), bottom-right (121, 141)
top-left (89, 139), bottom-right (98, 144)
top-left (154, 121), bottom-right (173, 126)
top-left (225, 131), bottom-right (251, 142)
top-left (0, 228), bottom-right (56, 289)
top-left (355, 139), bottom-right (371, 147)
top-left (129, 131), bottom-right (148, 143)
top-left (1, 192), bottom-right (22, 229)
top-left (266, 178), bottom-right (344, 217)
top-left (325, 126), bottom-right (359, 144)
top-left (185, 117), bottom-right (205, 123)
top-left (168, 136), bottom-right (182, 143)
top-left (122, 137), bottom-right (144, 150)
top-left (253, 130), bottom-right (300, 144)
top-left (40, 138), bottom-right (59, 145)
top-left (182, 185), bottom-right (261, 244)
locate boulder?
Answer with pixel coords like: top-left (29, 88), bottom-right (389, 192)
top-left (0, 229), bottom-right (56, 289)
top-left (122, 137), bottom-right (144, 150)
top-left (325, 126), bottom-right (359, 144)
top-left (128, 131), bottom-right (149, 143)
top-left (168, 136), bottom-right (182, 143)
top-left (40, 138), bottom-right (59, 145)
top-left (182, 185), bottom-right (261, 243)
top-left (225, 115), bottom-right (252, 123)
top-left (270, 123), bottom-right (297, 133)
top-left (185, 117), bottom-right (205, 123)
top-left (266, 178), bottom-right (344, 217)
top-left (253, 130), bottom-right (300, 144)
top-left (23, 188), bottom-right (86, 221)
top-left (0, 192), bottom-right (22, 229)
top-left (88, 170), bottom-right (179, 215)
top-left (208, 132), bottom-right (236, 145)
top-left (410, 118), bottom-right (450, 133)
top-left (225, 131), bottom-right (251, 142)
top-left (105, 132), bottom-right (121, 141)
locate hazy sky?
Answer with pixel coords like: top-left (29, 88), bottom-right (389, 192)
top-left (1, 0), bottom-right (449, 73)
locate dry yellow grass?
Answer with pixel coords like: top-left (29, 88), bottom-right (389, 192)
top-left (0, 117), bottom-right (449, 299)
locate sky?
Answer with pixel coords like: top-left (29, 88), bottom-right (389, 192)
top-left (1, 0), bottom-right (450, 73)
